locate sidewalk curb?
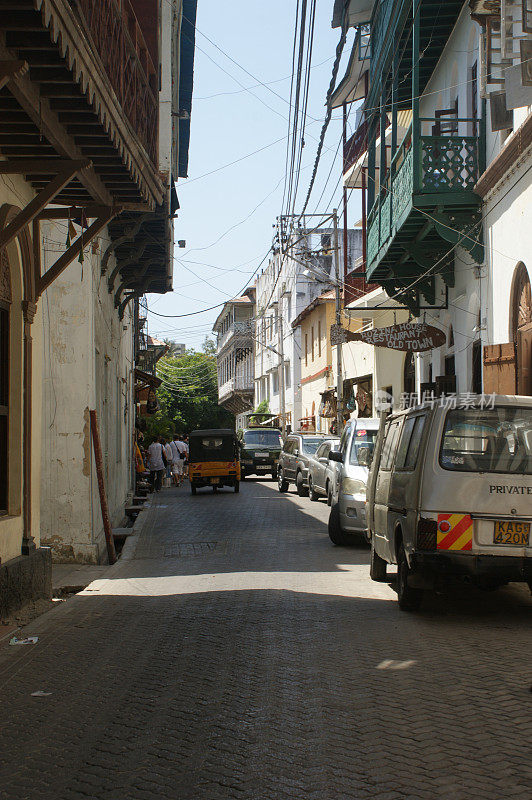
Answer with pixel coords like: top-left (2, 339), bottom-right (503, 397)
top-left (106, 494), bottom-right (153, 571)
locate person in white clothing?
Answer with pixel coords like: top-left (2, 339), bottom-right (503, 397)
top-left (163, 439), bottom-right (173, 483)
top-left (169, 435), bottom-right (183, 486)
top-left (147, 437), bottom-right (166, 492)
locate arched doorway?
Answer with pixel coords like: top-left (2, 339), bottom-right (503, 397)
top-left (511, 263), bottom-right (532, 395)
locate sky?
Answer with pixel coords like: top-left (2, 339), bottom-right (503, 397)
top-left (146, 0), bottom-right (359, 350)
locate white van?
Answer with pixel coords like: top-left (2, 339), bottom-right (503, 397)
top-left (366, 396), bottom-right (532, 610)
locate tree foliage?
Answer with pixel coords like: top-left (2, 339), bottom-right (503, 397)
top-left (144, 339), bottom-right (234, 443)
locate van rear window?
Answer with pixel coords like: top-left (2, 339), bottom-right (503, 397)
top-left (440, 407), bottom-right (532, 474)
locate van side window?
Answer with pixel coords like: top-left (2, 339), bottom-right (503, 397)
top-left (404, 416), bottom-right (426, 470)
top-left (284, 440), bottom-right (293, 454)
top-left (395, 415), bottom-right (426, 470)
top-left (380, 421), bottom-right (401, 471)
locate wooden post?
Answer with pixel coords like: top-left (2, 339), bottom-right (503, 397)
top-left (89, 409), bottom-right (117, 565)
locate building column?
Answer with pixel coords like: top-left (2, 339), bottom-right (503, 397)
top-left (21, 299), bottom-right (36, 555)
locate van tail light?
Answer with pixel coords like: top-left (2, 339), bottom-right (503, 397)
top-left (417, 518), bottom-right (437, 550)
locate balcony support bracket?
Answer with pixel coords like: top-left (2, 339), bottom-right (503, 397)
top-left (37, 207), bottom-right (119, 296)
top-left (429, 209), bottom-right (484, 265)
top-left (0, 160), bottom-right (91, 251)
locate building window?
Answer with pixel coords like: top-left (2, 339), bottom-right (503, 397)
top-left (318, 320), bottom-right (322, 357)
top-left (0, 303), bottom-right (8, 513)
top-left (305, 333), bottom-right (308, 367)
top-left (272, 370), bottom-right (279, 394)
top-left (285, 362), bottom-right (291, 389)
top-left (311, 326), bottom-right (315, 361)
top-left (470, 61), bottom-right (478, 136)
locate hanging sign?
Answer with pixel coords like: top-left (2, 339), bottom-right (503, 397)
top-left (331, 322), bottom-right (446, 352)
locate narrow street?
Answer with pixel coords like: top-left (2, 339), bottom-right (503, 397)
top-left (1, 480), bottom-right (531, 800)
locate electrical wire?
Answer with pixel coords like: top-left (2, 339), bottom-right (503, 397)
top-left (299, 0), bottom-right (350, 214)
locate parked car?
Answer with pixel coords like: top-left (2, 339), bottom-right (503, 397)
top-left (278, 433), bottom-right (330, 496)
top-left (328, 419), bottom-right (380, 545)
top-left (366, 396), bottom-right (532, 611)
top-left (237, 426), bottom-right (283, 480)
top-left (307, 437), bottom-right (340, 503)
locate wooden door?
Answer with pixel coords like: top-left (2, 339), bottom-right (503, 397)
top-left (517, 322), bottom-right (532, 395)
top-left (483, 343), bottom-right (517, 394)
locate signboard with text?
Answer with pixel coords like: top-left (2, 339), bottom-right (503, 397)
top-left (330, 322), bottom-right (446, 352)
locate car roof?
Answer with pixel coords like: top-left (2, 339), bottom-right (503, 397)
top-left (190, 428), bottom-right (235, 437)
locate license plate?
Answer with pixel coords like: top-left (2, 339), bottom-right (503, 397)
top-left (493, 521), bottom-right (530, 546)
top-left (256, 465), bottom-right (269, 471)
top-left (210, 478), bottom-right (220, 484)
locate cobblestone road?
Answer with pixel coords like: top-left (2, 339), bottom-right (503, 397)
top-left (1, 479), bottom-right (531, 800)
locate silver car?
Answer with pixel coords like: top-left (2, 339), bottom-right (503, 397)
top-left (328, 418), bottom-right (380, 545)
top-left (307, 437), bottom-right (340, 503)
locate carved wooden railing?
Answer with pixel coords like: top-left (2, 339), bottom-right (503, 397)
top-left (366, 120), bottom-right (480, 269)
top-left (71, 0), bottom-right (158, 165)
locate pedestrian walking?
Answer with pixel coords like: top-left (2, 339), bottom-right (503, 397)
top-left (147, 436), bottom-right (166, 492)
top-left (170, 434), bottom-right (186, 486)
top-left (163, 438), bottom-right (173, 485)
top-left (182, 434), bottom-right (190, 479)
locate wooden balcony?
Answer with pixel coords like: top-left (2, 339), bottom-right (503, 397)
top-left (366, 119), bottom-right (484, 308)
top-left (0, 0), bottom-right (164, 210)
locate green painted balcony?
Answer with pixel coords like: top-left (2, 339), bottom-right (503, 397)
top-left (366, 118), bottom-right (484, 308)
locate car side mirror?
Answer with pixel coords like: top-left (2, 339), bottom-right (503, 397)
top-left (293, 449), bottom-right (299, 457)
top-left (329, 450), bottom-right (343, 463)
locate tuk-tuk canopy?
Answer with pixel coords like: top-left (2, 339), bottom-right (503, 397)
top-left (189, 429), bottom-right (238, 463)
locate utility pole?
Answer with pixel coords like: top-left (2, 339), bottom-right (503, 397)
top-left (333, 209), bottom-right (344, 434)
top-left (277, 305), bottom-right (286, 440)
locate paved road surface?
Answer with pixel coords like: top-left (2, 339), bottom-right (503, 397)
top-left (1, 479), bottom-right (531, 800)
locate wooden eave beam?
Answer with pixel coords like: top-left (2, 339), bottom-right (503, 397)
top-left (0, 59), bottom-right (28, 90)
top-left (0, 159), bottom-right (90, 249)
top-left (0, 35), bottom-right (113, 207)
top-left (37, 207), bottom-right (119, 295)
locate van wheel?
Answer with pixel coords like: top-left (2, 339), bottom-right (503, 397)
top-left (212, 485), bottom-right (218, 493)
top-left (234, 481), bottom-right (239, 493)
top-left (370, 535), bottom-right (387, 582)
top-left (397, 543), bottom-right (423, 611)
top-left (296, 472), bottom-right (309, 497)
top-left (328, 503), bottom-right (356, 546)
top-left (308, 476), bottom-right (319, 501)
top-left (190, 484), bottom-right (196, 495)
top-left (241, 470), bottom-right (246, 481)
top-left (278, 470), bottom-right (289, 493)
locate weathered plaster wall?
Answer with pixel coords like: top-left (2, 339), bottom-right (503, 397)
top-left (40, 223), bottom-right (134, 563)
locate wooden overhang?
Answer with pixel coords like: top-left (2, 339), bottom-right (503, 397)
top-left (0, 0), bottom-right (164, 208)
top-left (106, 204), bottom-right (172, 307)
top-left (366, 0), bottom-right (467, 114)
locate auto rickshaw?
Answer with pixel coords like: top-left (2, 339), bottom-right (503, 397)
top-left (189, 429), bottom-right (241, 494)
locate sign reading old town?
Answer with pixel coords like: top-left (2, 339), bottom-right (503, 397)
top-left (331, 322), bottom-right (446, 352)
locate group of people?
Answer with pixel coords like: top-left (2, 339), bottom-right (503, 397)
top-left (146, 434), bottom-right (189, 492)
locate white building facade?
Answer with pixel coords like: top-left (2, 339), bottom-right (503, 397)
top-left (254, 225), bottom-right (360, 431)
top-left (337, 0), bottom-right (532, 403)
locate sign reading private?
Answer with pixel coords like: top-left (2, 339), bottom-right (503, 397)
top-left (331, 322), bottom-right (446, 352)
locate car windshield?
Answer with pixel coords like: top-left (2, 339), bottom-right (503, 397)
top-left (243, 430), bottom-right (282, 447)
top-left (301, 438), bottom-right (324, 455)
top-left (440, 406), bottom-right (532, 474)
top-left (349, 428), bottom-right (378, 466)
